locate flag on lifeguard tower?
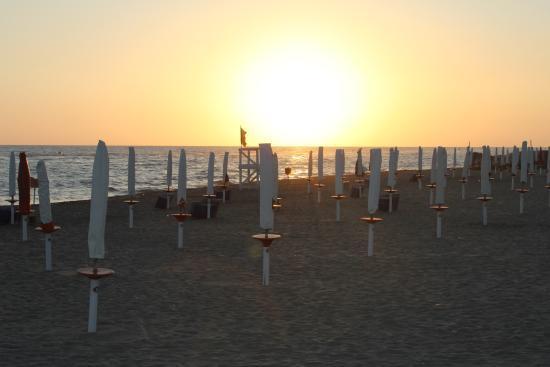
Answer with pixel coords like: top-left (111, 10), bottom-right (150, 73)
top-left (240, 127), bottom-right (247, 147)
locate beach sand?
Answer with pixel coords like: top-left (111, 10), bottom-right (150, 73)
top-left (1, 170), bottom-right (550, 366)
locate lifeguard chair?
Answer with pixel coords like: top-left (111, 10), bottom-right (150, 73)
top-left (238, 147), bottom-right (259, 189)
top-left (238, 127), bottom-right (259, 189)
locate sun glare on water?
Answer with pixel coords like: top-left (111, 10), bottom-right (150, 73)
top-left (236, 42), bottom-right (364, 146)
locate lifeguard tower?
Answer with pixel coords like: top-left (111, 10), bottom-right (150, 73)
top-left (238, 127), bottom-right (259, 189)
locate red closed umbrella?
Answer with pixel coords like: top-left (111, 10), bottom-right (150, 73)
top-left (18, 152), bottom-right (31, 215)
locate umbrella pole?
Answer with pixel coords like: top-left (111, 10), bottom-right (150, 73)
top-left (336, 201), bottom-right (341, 221)
top-left (429, 189), bottom-right (434, 206)
top-left (482, 202), bottom-right (488, 226)
top-left (530, 175), bottom-right (534, 188)
top-left (10, 196), bottom-right (15, 224)
top-left (367, 223), bottom-right (375, 256)
top-left (177, 222), bottom-right (183, 249)
top-left (436, 212), bottom-right (442, 238)
top-left (222, 189), bottom-right (226, 204)
top-left (461, 182), bottom-right (466, 200)
top-left (129, 206), bottom-right (134, 228)
top-left (511, 176), bottom-right (515, 190)
top-left (87, 278), bottom-right (99, 333)
top-left (317, 188), bottom-right (321, 203)
top-left (45, 233), bottom-right (53, 271)
top-left (307, 178), bottom-right (311, 194)
top-left (388, 193), bottom-right (393, 214)
top-left (262, 246), bottom-right (269, 286)
top-left (520, 193), bottom-right (524, 214)
top-left (207, 198), bottom-right (211, 219)
top-left (22, 215), bottom-right (28, 241)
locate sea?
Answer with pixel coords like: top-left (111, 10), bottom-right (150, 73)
top-left (0, 146), bottom-right (470, 203)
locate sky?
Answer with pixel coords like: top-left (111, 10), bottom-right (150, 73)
top-left (1, 0), bottom-right (550, 147)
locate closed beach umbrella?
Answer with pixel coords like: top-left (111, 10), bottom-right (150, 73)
top-left (481, 146), bottom-right (491, 196)
top-left (307, 150), bottom-right (313, 178)
top-left (430, 148), bottom-right (437, 183)
top-left (259, 144), bottom-right (274, 230)
top-left (356, 148), bottom-right (364, 176)
top-left (368, 148), bottom-right (382, 214)
top-left (520, 141), bottom-right (528, 184)
top-left (435, 147), bottom-right (447, 204)
top-left (418, 146), bottom-right (423, 172)
top-left (167, 150), bottom-right (173, 189)
top-left (528, 147), bottom-right (535, 173)
top-left (222, 152), bottom-right (229, 182)
top-left (453, 147), bottom-right (457, 170)
top-left (462, 148), bottom-right (469, 178)
top-left (512, 146), bottom-right (519, 176)
top-left (273, 152), bottom-right (279, 199)
top-left (335, 149), bottom-right (345, 195)
top-left (9, 151), bottom-right (16, 197)
top-left (207, 152), bottom-right (215, 195)
top-left (88, 141), bottom-right (109, 260)
top-left (318, 146), bottom-right (324, 182)
top-left (18, 152), bottom-right (31, 216)
top-left (177, 149), bottom-right (187, 203)
top-left (387, 147), bottom-right (398, 189)
top-left (128, 147), bottom-right (136, 196)
top-left (36, 160), bottom-right (52, 224)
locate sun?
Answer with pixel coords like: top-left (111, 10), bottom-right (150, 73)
top-left (235, 42), bottom-right (363, 146)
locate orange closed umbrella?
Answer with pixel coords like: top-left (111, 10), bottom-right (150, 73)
top-left (18, 152), bottom-right (31, 216)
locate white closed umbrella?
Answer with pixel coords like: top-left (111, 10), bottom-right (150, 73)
top-left (128, 147), bottom-right (136, 196)
top-left (460, 147), bottom-right (469, 200)
top-left (452, 147), bottom-right (457, 177)
top-left (273, 152), bottom-right (279, 200)
top-left (316, 146), bottom-right (324, 203)
top-left (8, 151), bottom-right (17, 224)
top-left (432, 146), bottom-right (448, 238)
top-left (416, 146), bottom-right (423, 189)
top-left (81, 140), bottom-right (112, 333)
top-left (204, 152), bottom-right (215, 219)
top-left (37, 160), bottom-right (56, 271)
top-left (165, 150), bottom-right (173, 209)
top-left (167, 150), bottom-right (173, 189)
top-left (528, 147), bottom-right (535, 188)
top-left (518, 141), bottom-right (529, 214)
top-left (37, 160), bottom-right (52, 224)
top-left (479, 145), bottom-right (492, 226)
top-left (511, 146), bottom-right (519, 190)
top-left (430, 148), bottom-right (437, 184)
top-left (363, 148), bottom-right (382, 256)
top-left (435, 147), bottom-right (447, 205)
top-left (427, 148), bottom-right (437, 205)
top-left (259, 144), bottom-right (274, 231)
top-left (207, 152), bottom-right (215, 195)
top-left (307, 150), bottom-right (313, 194)
top-left (520, 141), bottom-right (528, 185)
top-left (334, 149), bottom-right (345, 221)
top-left (88, 141), bottom-right (109, 260)
top-left (480, 146), bottom-right (491, 197)
top-left (387, 148), bottom-right (398, 189)
top-left (177, 149), bottom-right (187, 204)
top-left (368, 149), bottom-right (382, 215)
top-left (125, 147), bottom-right (138, 228)
top-left (255, 143), bottom-right (280, 286)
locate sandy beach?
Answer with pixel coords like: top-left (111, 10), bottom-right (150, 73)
top-left (1, 169), bottom-right (550, 366)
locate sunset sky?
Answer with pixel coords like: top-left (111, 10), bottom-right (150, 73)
top-left (2, 1), bottom-right (550, 147)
